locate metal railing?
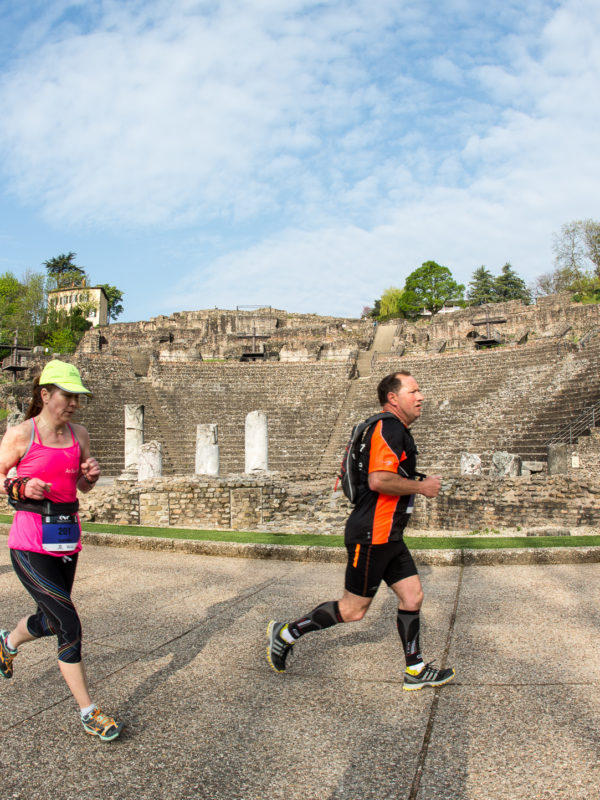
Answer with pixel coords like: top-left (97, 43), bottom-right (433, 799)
top-left (545, 400), bottom-right (600, 445)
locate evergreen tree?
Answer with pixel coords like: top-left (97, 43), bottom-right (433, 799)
top-left (466, 266), bottom-right (497, 305)
top-left (43, 252), bottom-right (88, 289)
top-left (494, 263), bottom-right (531, 304)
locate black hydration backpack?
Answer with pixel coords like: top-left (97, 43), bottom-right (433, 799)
top-left (336, 412), bottom-right (398, 503)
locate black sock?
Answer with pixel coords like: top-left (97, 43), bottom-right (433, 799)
top-left (396, 609), bottom-right (422, 667)
top-left (288, 601), bottom-right (343, 640)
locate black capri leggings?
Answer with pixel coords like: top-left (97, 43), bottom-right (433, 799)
top-left (10, 549), bottom-right (82, 664)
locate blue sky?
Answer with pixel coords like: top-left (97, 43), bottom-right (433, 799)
top-left (0, 0), bottom-right (598, 322)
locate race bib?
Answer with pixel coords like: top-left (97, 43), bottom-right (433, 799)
top-left (41, 514), bottom-right (80, 552)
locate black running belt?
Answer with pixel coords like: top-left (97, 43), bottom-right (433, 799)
top-left (8, 497), bottom-right (79, 516)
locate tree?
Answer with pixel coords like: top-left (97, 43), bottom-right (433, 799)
top-left (398, 261), bottom-right (464, 318)
top-left (43, 305), bottom-right (92, 353)
top-left (494, 263), bottom-right (531, 304)
top-left (99, 284), bottom-right (124, 322)
top-left (43, 252), bottom-right (88, 290)
top-left (378, 287), bottom-right (405, 320)
top-left (466, 266), bottom-right (497, 305)
top-left (532, 263), bottom-right (586, 297)
top-left (553, 219), bottom-right (600, 277)
top-left (18, 270), bottom-right (47, 344)
top-left (0, 271), bottom-right (24, 353)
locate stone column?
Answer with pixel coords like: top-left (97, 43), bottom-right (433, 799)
top-left (138, 441), bottom-right (163, 480)
top-left (195, 424), bottom-right (220, 476)
top-left (122, 404), bottom-right (144, 479)
top-left (245, 411), bottom-right (268, 472)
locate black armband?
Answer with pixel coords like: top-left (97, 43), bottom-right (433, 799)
top-left (4, 476), bottom-right (31, 501)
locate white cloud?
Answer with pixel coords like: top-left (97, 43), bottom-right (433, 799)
top-left (0, 0), bottom-right (599, 322)
top-left (0, 0), bottom-right (408, 226)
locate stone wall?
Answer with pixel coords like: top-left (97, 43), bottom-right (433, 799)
top-left (569, 429), bottom-right (600, 476)
top-left (78, 307), bottom-right (372, 366)
top-left (392, 295), bottom-right (600, 354)
top-left (78, 475), bottom-right (288, 530)
top-left (76, 472), bottom-right (600, 534)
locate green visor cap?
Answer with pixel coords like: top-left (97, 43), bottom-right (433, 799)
top-left (39, 360), bottom-right (92, 396)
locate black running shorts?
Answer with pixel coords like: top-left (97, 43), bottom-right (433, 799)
top-left (344, 539), bottom-right (418, 598)
top-left (10, 549), bottom-right (82, 663)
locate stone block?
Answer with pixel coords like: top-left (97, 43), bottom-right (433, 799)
top-left (490, 451), bottom-right (521, 477)
top-left (548, 443), bottom-right (569, 475)
top-left (460, 453), bottom-right (482, 475)
top-left (138, 441), bottom-right (163, 480)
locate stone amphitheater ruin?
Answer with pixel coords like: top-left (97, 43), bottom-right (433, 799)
top-left (1, 294), bottom-right (599, 536)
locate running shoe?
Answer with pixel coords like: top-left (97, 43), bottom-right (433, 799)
top-left (266, 621), bottom-right (294, 673)
top-left (81, 707), bottom-right (124, 741)
top-left (0, 629), bottom-right (17, 679)
top-left (403, 661), bottom-right (455, 691)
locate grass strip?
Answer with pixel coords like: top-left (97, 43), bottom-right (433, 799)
top-left (1, 515), bottom-right (598, 550)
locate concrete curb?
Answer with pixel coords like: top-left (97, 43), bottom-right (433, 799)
top-left (79, 531), bottom-right (600, 566)
top-left (2, 525), bottom-right (599, 565)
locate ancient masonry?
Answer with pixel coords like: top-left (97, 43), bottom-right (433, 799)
top-left (1, 298), bottom-right (599, 533)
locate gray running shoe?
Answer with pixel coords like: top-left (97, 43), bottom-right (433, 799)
top-left (0, 629), bottom-right (17, 679)
top-left (403, 662), bottom-right (455, 691)
top-left (266, 621), bottom-right (294, 673)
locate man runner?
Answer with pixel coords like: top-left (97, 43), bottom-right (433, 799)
top-left (266, 371), bottom-right (455, 691)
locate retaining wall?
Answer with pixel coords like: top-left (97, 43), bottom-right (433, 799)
top-left (75, 473), bottom-right (600, 534)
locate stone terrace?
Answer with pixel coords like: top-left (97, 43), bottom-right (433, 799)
top-left (320, 337), bottom-right (600, 475)
top-left (3, 298), bottom-right (600, 481)
top-left (73, 356), bottom-right (351, 476)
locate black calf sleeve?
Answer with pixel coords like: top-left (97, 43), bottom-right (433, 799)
top-left (288, 601), bottom-right (343, 639)
top-left (396, 609), bottom-right (422, 667)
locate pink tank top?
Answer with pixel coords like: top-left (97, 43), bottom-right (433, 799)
top-left (7, 419), bottom-right (82, 556)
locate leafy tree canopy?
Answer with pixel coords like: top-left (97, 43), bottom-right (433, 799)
top-left (536, 219), bottom-right (600, 305)
top-left (553, 219), bottom-right (600, 277)
top-left (100, 284), bottom-right (125, 322)
top-left (378, 286), bottom-right (405, 321)
top-left (398, 261), bottom-right (464, 317)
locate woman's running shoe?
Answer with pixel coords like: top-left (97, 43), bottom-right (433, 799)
top-left (81, 707), bottom-right (124, 741)
top-left (0, 629), bottom-right (17, 679)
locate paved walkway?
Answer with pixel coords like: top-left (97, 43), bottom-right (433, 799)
top-left (1, 543), bottom-right (598, 800)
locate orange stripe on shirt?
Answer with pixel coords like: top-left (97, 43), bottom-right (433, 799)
top-left (372, 494), bottom-right (400, 543)
top-left (368, 421), bottom-right (401, 544)
top-left (368, 420), bottom-right (400, 473)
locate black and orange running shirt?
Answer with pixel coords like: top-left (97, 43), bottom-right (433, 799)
top-left (345, 415), bottom-right (418, 545)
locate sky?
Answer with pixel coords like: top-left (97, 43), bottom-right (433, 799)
top-left (0, 0), bottom-right (598, 323)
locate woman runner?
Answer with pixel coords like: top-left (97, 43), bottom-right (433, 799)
top-left (0, 360), bottom-right (123, 741)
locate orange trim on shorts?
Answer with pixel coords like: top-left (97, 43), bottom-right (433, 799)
top-left (353, 543), bottom-right (361, 568)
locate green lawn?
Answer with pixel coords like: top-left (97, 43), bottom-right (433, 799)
top-left (1, 514), bottom-right (598, 550)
